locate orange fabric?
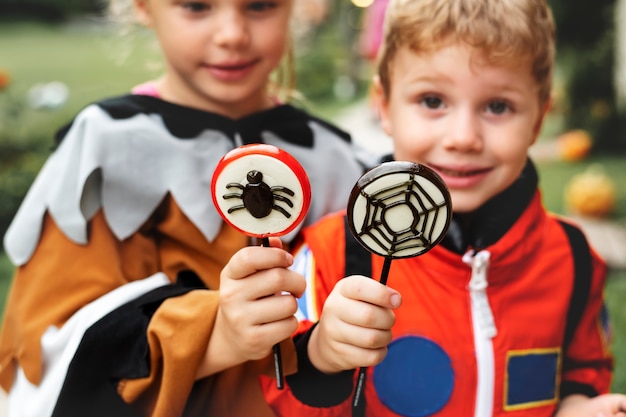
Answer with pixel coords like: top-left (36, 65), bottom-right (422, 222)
top-left (0, 195), bottom-right (295, 416)
top-left (0, 211), bottom-right (158, 389)
top-left (264, 193), bottom-right (613, 416)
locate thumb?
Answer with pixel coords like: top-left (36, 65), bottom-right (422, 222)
top-left (387, 287), bottom-right (402, 309)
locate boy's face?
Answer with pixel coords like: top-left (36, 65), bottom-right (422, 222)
top-left (376, 44), bottom-right (549, 213)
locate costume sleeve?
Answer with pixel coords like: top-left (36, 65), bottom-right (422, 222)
top-left (261, 215), bottom-right (358, 416)
top-left (560, 249), bottom-right (614, 398)
top-left (0, 209), bottom-right (223, 417)
top-left (0, 100), bottom-right (238, 416)
top-left (117, 289), bottom-right (220, 417)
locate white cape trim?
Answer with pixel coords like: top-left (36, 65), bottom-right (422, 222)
top-left (4, 104), bottom-right (371, 266)
top-left (7, 273), bottom-right (170, 417)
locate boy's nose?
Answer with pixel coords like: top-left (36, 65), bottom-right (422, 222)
top-left (214, 11), bottom-right (250, 47)
top-left (442, 110), bottom-right (483, 153)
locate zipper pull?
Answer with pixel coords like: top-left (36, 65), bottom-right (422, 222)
top-left (463, 250), bottom-right (497, 338)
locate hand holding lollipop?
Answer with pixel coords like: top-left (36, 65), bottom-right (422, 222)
top-left (212, 144), bottom-right (311, 390)
top-left (346, 161), bottom-right (452, 410)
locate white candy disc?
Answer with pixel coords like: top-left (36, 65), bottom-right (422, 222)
top-left (347, 161), bottom-right (452, 258)
top-left (212, 144), bottom-right (311, 238)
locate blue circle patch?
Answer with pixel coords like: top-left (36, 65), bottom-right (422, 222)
top-left (373, 336), bottom-right (454, 417)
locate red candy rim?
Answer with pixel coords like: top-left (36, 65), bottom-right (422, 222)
top-left (211, 144), bottom-right (312, 237)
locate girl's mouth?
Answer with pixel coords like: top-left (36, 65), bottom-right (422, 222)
top-left (206, 60), bottom-right (258, 81)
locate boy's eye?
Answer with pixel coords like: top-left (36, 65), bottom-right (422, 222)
top-left (487, 100), bottom-right (510, 115)
top-left (248, 1), bottom-right (277, 12)
top-left (421, 95), bottom-right (444, 109)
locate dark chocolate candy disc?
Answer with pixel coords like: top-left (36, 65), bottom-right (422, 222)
top-left (347, 161), bottom-right (452, 258)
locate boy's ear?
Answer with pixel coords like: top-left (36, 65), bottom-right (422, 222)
top-left (373, 75), bottom-right (392, 136)
top-left (531, 98), bottom-right (552, 145)
top-left (134, 0), bottom-right (153, 27)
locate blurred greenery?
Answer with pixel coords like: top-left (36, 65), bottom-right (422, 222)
top-left (0, 0), bottom-right (103, 22)
top-left (0, 255), bottom-right (11, 323)
top-left (536, 156), bottom-right (626, 220)
top-left (549, 0), bottom-right (626, 155)
top-left (607, 269), bottom-right (626, 392)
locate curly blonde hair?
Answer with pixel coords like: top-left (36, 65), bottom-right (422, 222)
top-left (377, 0), bottom-right (555, 104)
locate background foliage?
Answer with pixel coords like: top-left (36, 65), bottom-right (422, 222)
top-left (550, 0), bottom-right (626, 154)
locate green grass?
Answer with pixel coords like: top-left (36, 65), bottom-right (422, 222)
top-left (536, 155), bottom-right (626, 221)
top-left (606, 269), bottom-right (626, 392)
top-left (0, 21), bottom-right (163, 142)
top-left (0, 254), bottom-right (11, 319)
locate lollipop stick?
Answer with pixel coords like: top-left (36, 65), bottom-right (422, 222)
top-left (353, 256), bottom-right (393, 408)
top-left (260, 236), bottom-right (285, 390)
top-left (274, 344), bottom-right (284, 390)
top-left (212, 145), bottom-right (312, 393)
top-left (379, 256), bottom-right (392, 286)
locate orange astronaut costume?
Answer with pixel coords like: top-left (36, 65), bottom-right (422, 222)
top-left (262, 160), bottom-right (613, 417)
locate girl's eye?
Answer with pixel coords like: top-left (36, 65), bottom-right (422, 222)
top-left (487, 100), bottom-right (510, 115)
top-left (183, 2), bottom-right (209, 12)
top-left (421, 95), bottom-right (444, 110)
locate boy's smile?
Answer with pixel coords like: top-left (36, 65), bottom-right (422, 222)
top-left (377, 43), bottom-right (549, 213)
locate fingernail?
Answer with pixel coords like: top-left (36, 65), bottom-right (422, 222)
top-left (390, 293), bottom-right (401, 308)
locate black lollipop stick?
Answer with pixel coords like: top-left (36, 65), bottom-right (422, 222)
top-left (345, 161), bottom-right (452, 411)
top-left (211, 144), bottom-right (312, 390)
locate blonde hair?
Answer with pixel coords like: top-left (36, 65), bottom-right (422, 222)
top-left (105, 0), bottom-right (301, 103)
top-left (377, 0), bottom-right (555, 104)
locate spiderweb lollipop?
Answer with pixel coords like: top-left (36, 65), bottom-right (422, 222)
top-left (346, 161), bottom-right (452, 410)
top-left (211, 144), bottom-right (312, 390)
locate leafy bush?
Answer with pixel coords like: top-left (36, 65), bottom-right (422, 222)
top-left (0, 70), bottom-right (51, 242)
top-left (0, 142), bottom-right (49, 241)
top-left (550, 0), bottom-right (626, 154)
top-left (0, 0), bottom-right (103, 22)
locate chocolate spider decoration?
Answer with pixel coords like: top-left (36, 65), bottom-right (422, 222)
top-left (223, 170), bottom-right (295, 219)
top-left (346, 161), bottom-right (452, 412)
top-left (211, 144), bottom-right (311, 390)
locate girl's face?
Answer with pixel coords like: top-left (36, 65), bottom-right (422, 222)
top-left (376, 43), bottom-right (550, 213)
top-left (134, 0), bottom-right (293, 118)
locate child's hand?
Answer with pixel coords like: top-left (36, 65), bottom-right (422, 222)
top-left (199, 237), bottom-right (305, 378)
top-left (557, 393), bottom-right (626, 417)
top-left (308, 275), bottom-right (401, 374)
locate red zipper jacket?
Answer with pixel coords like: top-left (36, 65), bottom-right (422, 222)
top-left (262, 167), bottom-right (612, 417)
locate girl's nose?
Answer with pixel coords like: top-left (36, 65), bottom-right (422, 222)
top-left (214, 10), bottom-right (250, 47)
top-left (442, 109), bottom-right (483, 153)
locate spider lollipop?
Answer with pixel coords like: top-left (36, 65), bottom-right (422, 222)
top-left (346, 161), bottom-right (452, 410)
top-left (211, 143), bottom-right (311, 390)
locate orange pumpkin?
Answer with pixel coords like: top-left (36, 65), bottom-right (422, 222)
top-left (564, 165), bottom-right (616, 218)
top-left (557, 129), bottom-right (593, 161)
top-left (0, 69), bottom-right (10, 90)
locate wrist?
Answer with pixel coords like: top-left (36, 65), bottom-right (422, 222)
top-left (308, 323), bottom-right (341, 374)
top-left (196, 309), bottom-right (247, 379)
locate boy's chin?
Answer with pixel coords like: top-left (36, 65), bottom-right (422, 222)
top-left (449, 194), bottom-right (489, 214)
